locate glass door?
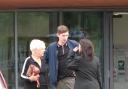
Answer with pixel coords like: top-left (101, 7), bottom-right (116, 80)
top-left (17, 11), bottom-right (104, 89)
top-left (0, 11), bottom-right (104, 89)
top-left (113, 12), bottom-right (128, 89)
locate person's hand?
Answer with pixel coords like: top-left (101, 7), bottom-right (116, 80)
top-left (29, 73), bottom-right (40, 82)
top-left (73, 47), bottom-right (79, 52)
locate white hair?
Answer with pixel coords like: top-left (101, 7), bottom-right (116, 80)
top-left (30, 39), bottom-right (46, 51)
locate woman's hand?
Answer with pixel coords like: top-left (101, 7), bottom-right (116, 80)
top-left (73, 47), bottom-right (79, 52)
top-left (29, 73), bottom-right (40, 82)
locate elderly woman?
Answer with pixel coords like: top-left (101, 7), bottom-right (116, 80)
top-left (66, 38), bottom-right (102, 89)
top-left (21, 39), bottom-right (48, 89)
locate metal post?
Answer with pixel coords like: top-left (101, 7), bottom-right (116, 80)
top-left (14, 11), bottom-right (18, 89)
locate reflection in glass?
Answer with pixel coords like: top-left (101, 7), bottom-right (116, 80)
top-left (0, 11), bottom-right (103, 89)
top-left (0, 13), bottom-right (14, 89)
top-left (62, 12), bottom-right (103, 57)
top-left (17, 12), bottom-right (50, 89)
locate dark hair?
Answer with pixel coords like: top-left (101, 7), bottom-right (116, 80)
top-left (57, 25), bottom-right (69, 34)
top-left (79, 38), bottom-right (94, 60)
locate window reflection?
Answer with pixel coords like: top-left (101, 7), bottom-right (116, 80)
top-left (0, 11), bottom-right (103, 89)
top-left (62, 12), bottom-right (103, 57)
top-left (0, 13), bottom-right (14, 89)
top-left (17, 12), bottom-right (51, 89)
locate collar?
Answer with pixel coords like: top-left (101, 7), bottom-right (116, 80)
top-left (57, 43), bottom-right (68, 47)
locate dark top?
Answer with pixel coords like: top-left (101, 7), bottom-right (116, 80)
top-left (21, 56), bottom-right (49, 89)
top-left (57, 43), bottom-right (75, 80)
top-left (66, 51), bottom-right (102, 89)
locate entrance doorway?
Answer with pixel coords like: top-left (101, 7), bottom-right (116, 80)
top-left (113, 12), bottom-right (128, 89)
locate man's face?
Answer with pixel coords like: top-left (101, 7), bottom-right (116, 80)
top-left (57, 31), bottom-right (69, 44)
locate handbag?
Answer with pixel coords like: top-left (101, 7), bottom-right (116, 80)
top-left (26, 64), bottom-right (40, 87)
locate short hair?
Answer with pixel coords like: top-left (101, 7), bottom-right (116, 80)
top-left (30, 39), bottom-right (46, 51)
top-left (57, 25), bottom-right (69, 34)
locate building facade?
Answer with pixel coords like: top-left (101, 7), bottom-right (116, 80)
top-left (0, 0), bottom-right (128, 89)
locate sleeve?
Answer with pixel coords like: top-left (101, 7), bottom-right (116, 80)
top-left (44, 62), bottom-right (49, 86)
top-left (44, 47), bottom-right (49, 63)
top-left (70, 40), bottom-right (79, 47)
top-left (73, 40), bottom-right (79, 47)
top-left (20, 58), bottom-right (30, 80)
top-left (66, 50), bottom-right (80, 70)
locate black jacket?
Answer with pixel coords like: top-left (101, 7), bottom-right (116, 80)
top-left (21, 56), bottom-right (49, 89)
top-left (66, 51), bottom-right (102, 89)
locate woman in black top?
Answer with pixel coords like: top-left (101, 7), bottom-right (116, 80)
top-left (67, 38), bottom-right (102, 89)
top-left (21, 39), bottom-right (48, 89)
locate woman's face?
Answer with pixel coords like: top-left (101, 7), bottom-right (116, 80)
top-left (34, 48), bottom-right (45, 58)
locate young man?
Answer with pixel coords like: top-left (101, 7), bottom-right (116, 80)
top-left (45, 25), bottom-right (78, 89)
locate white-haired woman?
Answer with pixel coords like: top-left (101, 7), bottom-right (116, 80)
top-left (21, 39), bottom-right (48, 89)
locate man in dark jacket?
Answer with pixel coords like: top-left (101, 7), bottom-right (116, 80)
top-left (45, 25), bottom-right (78, 89)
